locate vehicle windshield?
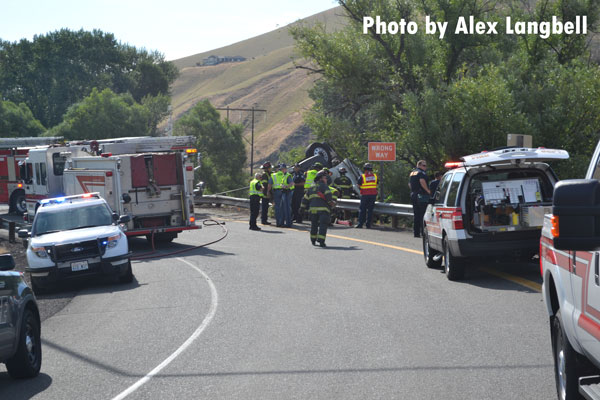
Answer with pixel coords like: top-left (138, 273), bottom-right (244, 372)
top-left (32, 204), bottom-right (113, 236)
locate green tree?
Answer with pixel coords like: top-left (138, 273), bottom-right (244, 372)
top-left (292, 0), bottom-right (600, 201)
top-left (48, 88), bottom-right (152, 140)
top-left (0, 29), bottom-right (178, 128)
top-left (174, 101), bottom-right (247, 193)
top-left (0, 98), bottom-right (45, 137)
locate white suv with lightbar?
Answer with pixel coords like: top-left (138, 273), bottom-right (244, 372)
top-left (422, 147), bottom-right (568, 281)
top-left (18, 193), bottom-right (132, 292)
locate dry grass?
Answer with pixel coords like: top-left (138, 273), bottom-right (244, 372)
top-left (168, 6), bottom-right (347, 168)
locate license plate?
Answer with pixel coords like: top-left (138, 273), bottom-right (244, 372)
top-left (71, 261), bottom-right (89, 272)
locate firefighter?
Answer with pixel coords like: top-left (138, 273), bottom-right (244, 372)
top-left (356, 163), bottom-right (378, 229)
top-left (301, 170), bottom-right (334, 247)
top-left (304, 162), bottom-right (323, 190)
top-left (291, 164), bottom-right (306, 223)
top-left (259, 162), bottom-right (272, 225)
top-left (334, 168), bottom-right (353, 199)
top-left (248, 172), bottom-right (263, 231)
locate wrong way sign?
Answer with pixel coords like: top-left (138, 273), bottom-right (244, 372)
top-left (368, 142), bottom-right (396, 161)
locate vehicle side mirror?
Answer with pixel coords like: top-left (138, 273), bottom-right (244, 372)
top-left (112, 212), bottom-right (119, 221)
top-left (122, 193), bottom-right (131, 204)
top-left (0, 254), bottom-right (16, 271)
top-left (118, 215), bottom-right (131, 224)
top-left (552, 179), bottom-right (600, 251)
top-left (17, 229), bottom-right (30, 239)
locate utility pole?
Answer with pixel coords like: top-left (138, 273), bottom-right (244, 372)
top-left (216, 106), bottom-right (266, 176)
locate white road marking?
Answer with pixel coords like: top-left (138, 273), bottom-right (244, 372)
top-left (111, 257), bottom-right (218, 400)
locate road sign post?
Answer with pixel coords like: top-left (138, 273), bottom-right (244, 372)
top-left (368, 142), bottom-right (396, 202)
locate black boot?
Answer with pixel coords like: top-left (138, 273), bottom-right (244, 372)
top-left (318, 240), bottom-right (326, 248)
top-left (311, 239), bottom-right (316, 246)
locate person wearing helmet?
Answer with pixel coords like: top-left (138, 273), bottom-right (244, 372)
top-left (291, 164), bottom-right (306, 223)
top-left (259, 162), bottom-right (273, 225)
top-left (304, 162), bottom-right (323, 190)
top-left (248, 172), bottom-right (264, 231)
top-left (334, 167), bottom-right (353, 199)
top-left (356, 163), bottom-right (378, 228)
top-left (300, 170), bottom-right (334, 247)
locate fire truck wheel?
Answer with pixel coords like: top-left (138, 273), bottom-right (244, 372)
top-left (118, 261), bottom-right (133, 284)
top-left (146, 232), bottom-right (177, 245)
top-left (11, 191), bottom-right (27, 215)
top-left (423, 229), bottom-right (442, 269)
top-left (552, 310), bottom-right (582, 400)
top-left (443, 236), bottom-right (465, 281)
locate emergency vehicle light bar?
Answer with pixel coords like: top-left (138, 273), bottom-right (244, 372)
top-left (185, 148), bottom-right (198, 153)
top-left (444, 161), bottom-right (464, 169)
top-left (40, 192), bottom-right (101, 206)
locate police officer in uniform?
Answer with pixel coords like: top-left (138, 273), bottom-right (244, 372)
top-left (409, 160), bottom-right (430, 237)
top-left (259, 162), bottom-right (272, 225)
top-left (248, 172), bottom-right (263, 231)
top-left (301, 170), bottom-right (334, 247)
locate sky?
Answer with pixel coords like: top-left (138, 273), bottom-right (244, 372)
top-left (1, 0), bottom-right (338, 60)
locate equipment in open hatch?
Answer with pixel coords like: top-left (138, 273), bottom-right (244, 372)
top-left (468, 174), bottom-right (552, 233)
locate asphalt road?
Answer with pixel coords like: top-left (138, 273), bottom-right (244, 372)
top-left (0, 208), bottom-right (556, 399)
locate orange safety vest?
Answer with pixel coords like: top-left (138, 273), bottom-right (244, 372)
top-left (359, 173), bottom-right (378, 195)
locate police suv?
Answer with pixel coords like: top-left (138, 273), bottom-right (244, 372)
top-left (0, 254), bottom-right (42, 378)
top-left (19, 193), bottom-right (132, 292)
top-left (423, 147), bottom-right (568, 280)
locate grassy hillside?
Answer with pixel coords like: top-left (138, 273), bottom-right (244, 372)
top-left (170, 6), bottom-right (347, 169)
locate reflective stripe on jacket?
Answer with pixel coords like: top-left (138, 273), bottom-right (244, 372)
top-left (305, 169), bottom-right (318, 188)
top-left (359, 173), bottom-right (378, 195)
top-left (249, 179), bottom-right (263, 197)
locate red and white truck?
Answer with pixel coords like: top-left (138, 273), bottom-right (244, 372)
top-left (0, 137), bottom-right (62, 214)
top-left (21, 136), bottom-right (199, 242)
top-left (541, 139), bottom-right (600, 399)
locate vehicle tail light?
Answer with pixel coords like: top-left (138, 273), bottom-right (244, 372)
top-left (551, 215), bottom-right (559, 238)
top-left (186, 166), bottom-right (193, 171)
top-left (451, 209), bottom-right (464, 230)
top-left (106, 171), bottom-right (113, 177)
top-left (190, 216), bottom-right (195, 223)
top-left (17, 183), bottom-right (22, 188)
top-left (540, 241), bottom-right (543, 277)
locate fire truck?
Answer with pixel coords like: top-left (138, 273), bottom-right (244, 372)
top-left (0, 137), bottom-right (63, 214)
top-left (541, 138), bottom-right (600, 399)
top-left (21, 136), bottom-right (199, 243)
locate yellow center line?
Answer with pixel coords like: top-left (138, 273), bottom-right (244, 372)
top-left (479, 267), bottom-right (542, 292)
top-left (210, 217), bottom-right (541, 292)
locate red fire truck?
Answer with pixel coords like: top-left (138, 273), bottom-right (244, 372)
top-left (21, 136), bottom-right (199, 243)
top-left (0, 137), bottom-right (63, 214)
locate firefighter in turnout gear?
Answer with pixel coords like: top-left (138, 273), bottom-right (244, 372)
top-left (248, 172), bottom-right (263, 231)
top-left (301, 170), bottom-right (334, 247)
top-left (333, 168), bottom-right (353, 199)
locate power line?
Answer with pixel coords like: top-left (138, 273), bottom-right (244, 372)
top-left (216, 106), bottom-right (267, 176)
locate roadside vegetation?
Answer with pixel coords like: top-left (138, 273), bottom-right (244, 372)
top-left (291, 0), bottom-right (600, 202)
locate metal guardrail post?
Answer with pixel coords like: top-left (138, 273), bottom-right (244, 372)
top-left (8, 221), bottom-right (15, 243)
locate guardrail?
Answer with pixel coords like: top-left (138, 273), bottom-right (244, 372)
top-left (0, 218), bottom-right (28, 243)
top-left (196, 195), bottom-right (414, 227)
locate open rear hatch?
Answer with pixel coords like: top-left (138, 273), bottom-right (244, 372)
top-left (461, 147), bottom-right (568, 235)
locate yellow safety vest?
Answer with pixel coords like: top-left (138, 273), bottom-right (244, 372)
top-left (360, 173), bottom-right (378, 190)
top-left (249, 179), bottom-right (263, 197)
top-left (305, 169), bottom-right (318, 188)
